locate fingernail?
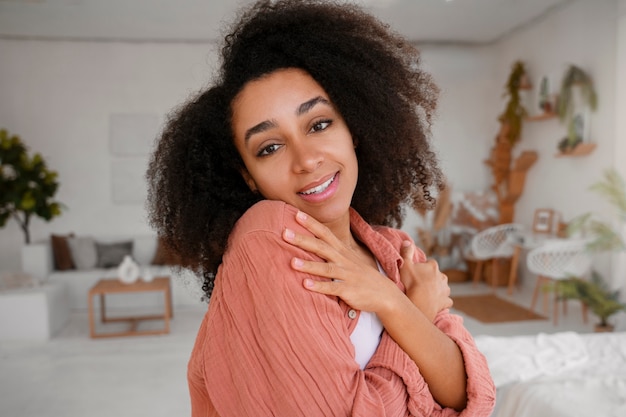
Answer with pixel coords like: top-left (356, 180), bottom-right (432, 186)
top-left (284, 228), bottom-right (295, 241)
top-left (293, 257), bottom-right (304, 268)
top-left (402, 240), bottom-right (411, 248)
top-left (296, 211), bottom-right (308, 221)
top-left (303, 278), bottom-right (314, 288)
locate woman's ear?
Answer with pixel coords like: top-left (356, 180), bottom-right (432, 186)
top-left (240, 168), bottom-right (258, 193)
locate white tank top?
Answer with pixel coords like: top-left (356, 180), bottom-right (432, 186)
top-left (349, 262), bottom-right (385, 369)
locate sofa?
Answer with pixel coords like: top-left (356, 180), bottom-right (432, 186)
top-left (21, 234), bottom-right (207, 311)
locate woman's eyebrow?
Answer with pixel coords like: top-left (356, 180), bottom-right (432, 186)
top-left (245, 119), bottom-right (277, 143)
top-left (296, 96), bottom-right (331, 116)
top-left (245, 96), bottom-right (331, 143)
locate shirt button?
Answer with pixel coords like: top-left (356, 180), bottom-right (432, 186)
top-left (347, 309), bottom-right (357, 319)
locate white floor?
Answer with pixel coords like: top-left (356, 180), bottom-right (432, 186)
top-left (1, 281), bottom-right (624, 417)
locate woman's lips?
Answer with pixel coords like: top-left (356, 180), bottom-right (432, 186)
top-left (298, 172), bottom-right (339, 202)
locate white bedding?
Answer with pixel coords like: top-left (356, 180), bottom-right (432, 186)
top-left (475, 331), bottom-right (626, 417)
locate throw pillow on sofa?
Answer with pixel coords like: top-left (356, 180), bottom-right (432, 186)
top-left (96, 241), bottom-right (134, 268)
top-left (50, 233), bottom-right (75, 270)
top-left (67, 236), bottom-right (98, 270)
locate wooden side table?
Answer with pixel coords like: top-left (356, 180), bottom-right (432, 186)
top-left (88, 277), bottom-right (173, 338)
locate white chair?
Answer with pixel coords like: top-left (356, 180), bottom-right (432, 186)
top-left (526, 239), bottom-right (592, 325)
top-left (469, 223), bottom-right (525, 291)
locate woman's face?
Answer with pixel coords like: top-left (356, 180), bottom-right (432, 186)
top-left (231, 68), bottom-right (358, 228)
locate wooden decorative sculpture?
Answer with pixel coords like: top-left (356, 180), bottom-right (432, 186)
top-left (486, 61), bottom-right (538, 223)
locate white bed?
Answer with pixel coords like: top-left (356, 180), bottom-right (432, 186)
top-left (474, 331), bottom-right (626, 417)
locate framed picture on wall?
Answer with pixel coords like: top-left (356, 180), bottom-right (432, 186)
top-left (533, 208), bottom-right (555, 234)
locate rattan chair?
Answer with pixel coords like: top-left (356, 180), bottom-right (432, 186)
top-left (469, 223), bottom-right (525, 291)
top-left (526, 238), bottom-right (592, 325)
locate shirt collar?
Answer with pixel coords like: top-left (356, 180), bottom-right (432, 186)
top-left (348, 207), bottom-right (403, 284)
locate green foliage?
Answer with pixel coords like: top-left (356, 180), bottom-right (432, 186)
top-left (0, 129), bottom-right (64, 243)
top-left (561, 168), bottom-right (626, 326)
top-left (498, 61), bottom-right (528, 145)
top-left (556, 271), bottom-right (626, 327)
top-left (557, 65), bottom-right (598, 146)
top-left (567, 168), bottom-right (626, 253)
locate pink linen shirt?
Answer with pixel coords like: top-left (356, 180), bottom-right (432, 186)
top-left (188, 200), bottom-right (496, 416)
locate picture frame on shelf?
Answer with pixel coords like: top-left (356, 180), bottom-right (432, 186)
top-left (533, 208), bottom-right (555, 234)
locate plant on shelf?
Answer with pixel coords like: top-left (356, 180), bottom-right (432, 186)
top-left (556, 64), bottom-right (598, 153)
top-left (498, 60), bottom-right (530, 145)
top-left (0, 129), bottom-right (64, 244)
top-left (557, 168), bottom-right (626, 331)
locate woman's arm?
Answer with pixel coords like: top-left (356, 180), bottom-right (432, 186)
top-left (283, 211), bottom-right (468, 410)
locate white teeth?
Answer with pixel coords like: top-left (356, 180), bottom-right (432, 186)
top-left (301, 175), bottom-right (335, 195)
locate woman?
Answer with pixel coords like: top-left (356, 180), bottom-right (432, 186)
top-left (146, 1), bottom-right (495, 415)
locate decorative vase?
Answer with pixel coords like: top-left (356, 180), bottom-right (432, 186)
top-left (141, 266), bottom-right (154, 283)
top-left (117, 255), bottom-right (140, 284)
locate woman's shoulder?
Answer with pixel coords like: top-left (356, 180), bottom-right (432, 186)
top-left (229, 200), bottom-right (301, 243)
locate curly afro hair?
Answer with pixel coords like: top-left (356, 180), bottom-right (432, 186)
top-left (146, 0), bottom-right (444, 298)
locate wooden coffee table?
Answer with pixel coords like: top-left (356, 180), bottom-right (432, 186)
top-left (88, 277), bottom-right (173, 338)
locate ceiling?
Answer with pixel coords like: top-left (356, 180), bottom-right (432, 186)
top-left (0, 0), bottom-right (573, 45)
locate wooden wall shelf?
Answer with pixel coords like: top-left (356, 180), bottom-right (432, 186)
top-left (555, 142), bottom-right (597, 157)
top-left (526, 112), bottom-right (557, 121)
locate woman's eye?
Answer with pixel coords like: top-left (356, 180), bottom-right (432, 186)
top-left (310, 119), bottom-right (332, 133)
top-left (257, 143), bottom-right (281, 157)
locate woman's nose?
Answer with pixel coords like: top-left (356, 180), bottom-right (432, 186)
top-left (291, 139), bottom-right (323, 173)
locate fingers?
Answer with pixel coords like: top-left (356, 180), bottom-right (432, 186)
top-left (291, 256), bottom-right (342, 280)
top-left (400, 240), bottom-right (415, 266)
top-left (283, 228), bottom-right (336, 261)
top-left (303, 277), bottom-right (342, 296)
top-left (282, 211), bottom-right (345, 260)
top-left (294, 210), bottom-right (340, 245)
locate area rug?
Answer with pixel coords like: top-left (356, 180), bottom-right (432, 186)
top-left (452, 294), bottom-right (546, 323)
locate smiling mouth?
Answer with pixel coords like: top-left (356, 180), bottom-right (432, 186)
top-left (299, 174), bottom-right (337, 195)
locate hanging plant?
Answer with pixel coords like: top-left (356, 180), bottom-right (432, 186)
top-left (557, 64), bottom-right (598, 149)
top-left (498, 61), bottom-right (529, 145)
top-left (0, 129), bottom-right (64, 244)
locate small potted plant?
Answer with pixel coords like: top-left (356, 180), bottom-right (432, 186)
top-left (0, 129), bottom-right (64, 244)
top-left (556, 64), bottom-right (598, 154)
top-left (556, 272), bottom-right (626, 332)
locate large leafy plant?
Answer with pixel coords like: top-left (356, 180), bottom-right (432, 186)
top-left (559, 168), bottom-right (626, 328)
top-left (0, 129), bottom-right (63, 243)
top-left (568, 168), bottom-right (626, 252)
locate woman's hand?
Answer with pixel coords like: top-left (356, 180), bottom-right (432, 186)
top-left (398, 241), bottom-right (453, 321)
top-left (282, 211), bottom-right (403, 314)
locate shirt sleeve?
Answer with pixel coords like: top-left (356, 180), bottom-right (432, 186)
top-left (428, 311), bottom-right (497, 417)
